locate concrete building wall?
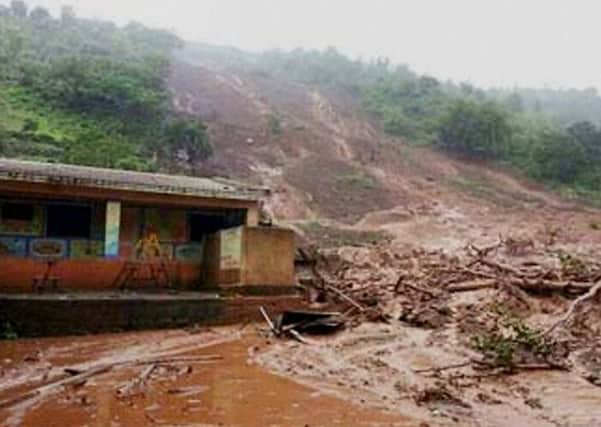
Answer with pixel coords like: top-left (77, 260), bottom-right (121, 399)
top-left (0, 226), bottom-right (295, 292)
top-left (242, 227), bottom-right (295, 286)
top-left (202, 226), bottom-right (296, 288)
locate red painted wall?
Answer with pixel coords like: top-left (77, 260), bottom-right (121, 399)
top-left (0, 257), bottom-right (202, 292)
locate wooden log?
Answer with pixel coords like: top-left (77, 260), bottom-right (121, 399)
top-left (544, 280), bottom-right (601, 336)
top-left (448, 280), bottom-right (497, 293)
top-left (325, 284), bottom-right (366, 312)
top-left (0, 363), bottom-right (114, 410)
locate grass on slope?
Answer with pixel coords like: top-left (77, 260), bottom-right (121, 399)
top-left (0, 84), bottom-right (152, 170)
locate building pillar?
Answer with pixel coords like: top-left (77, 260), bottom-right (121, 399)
top-left (246, 203), bottom-right (259, 227)
top-left (104, 201), bottom-right (121, 257)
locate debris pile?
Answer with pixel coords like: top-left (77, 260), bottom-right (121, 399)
top-left (297, 236), bottom-right (601, 377)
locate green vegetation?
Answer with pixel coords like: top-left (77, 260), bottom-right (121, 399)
top-left (437, 98), bottom-right (512, 159)
top-left (472, 317), bottom-right (551, 368)
top-left (0, 1), bottom-right (212, 170)
top-left (3, 2), bottom-right (601, 194)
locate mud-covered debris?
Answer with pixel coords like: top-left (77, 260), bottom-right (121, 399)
top-left (276, 310), bottom-right (345, 335)
top-left (304, 236), bottom-right (601, 337)
top-left (413, 383), bottom-right (470, 409)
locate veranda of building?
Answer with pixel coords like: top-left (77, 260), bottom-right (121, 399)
top-left (0, 158), bottom-right (295, 292)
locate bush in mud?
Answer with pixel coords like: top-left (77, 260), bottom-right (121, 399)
top-left (471, 317), bottom-right (553, 368)
top-left (557, 250), bottom-right (588, 276)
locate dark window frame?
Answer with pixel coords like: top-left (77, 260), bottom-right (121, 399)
top-left (1, 203), bottom-right (35, 222)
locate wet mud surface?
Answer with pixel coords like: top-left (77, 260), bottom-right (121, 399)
top-left (0, 328), bottom-right (414, 427)
top-left (258, 321), bottom-right (601, 427)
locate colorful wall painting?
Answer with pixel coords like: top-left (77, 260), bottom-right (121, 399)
top-left (159, 243), bottom-right (174, 260)
top-left (70, 240), bottom-right (104, 259)
top-left (220, 227), bottom-right (242, 270)
top-left (104, 201), bottom-right (121, 257)
top-left (0, 237), bottom-right (27, 257)
top-left (0, 206), bottom-right (44, 236)
top-left (30, 239), bottom-right (67, 258)
top-left (145, 208), bottom-right (187, 242)
top-left (175, 243), bottom-right (204, 263)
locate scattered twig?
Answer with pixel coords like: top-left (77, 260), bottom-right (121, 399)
top-left (413, 361), bottom-right (472, 373)
top-left (117, 364), bottom-right (156, 398)
top-left (259, 306), bottom-right (278, 335)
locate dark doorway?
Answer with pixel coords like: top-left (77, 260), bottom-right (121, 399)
top-left (189, 210), bottom-right (246, 242)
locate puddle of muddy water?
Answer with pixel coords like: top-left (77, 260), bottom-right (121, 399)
top-left (0, 328), bottom-right (415, 427)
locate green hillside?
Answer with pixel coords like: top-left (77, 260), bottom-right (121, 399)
top-left (0, 1), bottom-right (211, 171)
top-left (2, 1), bottom-right (601, 201)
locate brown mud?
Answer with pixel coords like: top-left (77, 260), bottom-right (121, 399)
top-left (258, 321), bottom-right (601, 427)
top-left (0, 328), bottom-right (415, 427)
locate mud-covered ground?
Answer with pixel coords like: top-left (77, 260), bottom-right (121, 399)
top-left (1, 307), bottom-right (600, 427)
top-left (258, 311), bottom-right (601, 427)
top-left (0, 328), bottom-right (416, 427)
top-left (276, 227), bottom-right (601, 427)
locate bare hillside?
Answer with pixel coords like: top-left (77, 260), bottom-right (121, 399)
top-left (168, 58), bottom-right (601, 250)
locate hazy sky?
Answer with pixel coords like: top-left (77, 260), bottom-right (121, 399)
top-left (5, 0), bottom-right (601, 90)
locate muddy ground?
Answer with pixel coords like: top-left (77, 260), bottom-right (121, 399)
top-left (1, 307), bottom-right (600, 427)
top-left (0, 327), bottom-right (417, 427)
top-left (258, 309), bottom-right (601, 427)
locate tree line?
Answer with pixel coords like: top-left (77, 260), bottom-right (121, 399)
top-left (0, 1), bottom-right (212, 171)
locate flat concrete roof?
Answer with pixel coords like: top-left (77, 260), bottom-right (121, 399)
top-left (0, 158), bottom-right (268, 201)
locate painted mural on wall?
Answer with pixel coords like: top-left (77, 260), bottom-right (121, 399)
top-left (30, 239), bottom-right (67, 258)
top-left (0, 206), bottom-right (44, 236)
top-left (0, 237), bottom-right (27, 257)
top-left (104, 201), bottom-right (121, 257)
top-left (220, 227), bottom-right (242, 270)
top-left (70, 240), bottom-right (104, 259)
top-left (159, 243), bottom-right (174, 260)
top-left (175, 243), bottom-right (204, 263)
top-left (145, 208), bottom-right (187, 242)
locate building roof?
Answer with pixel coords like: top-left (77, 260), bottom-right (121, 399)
top-left (0, 158), bottom-right (268, 201)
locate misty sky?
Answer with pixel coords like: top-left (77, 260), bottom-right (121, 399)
top-left (5, 0), bottom-right (601, 91)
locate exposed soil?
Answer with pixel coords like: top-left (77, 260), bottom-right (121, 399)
top-left (168, 55), bottom-right (601, 255)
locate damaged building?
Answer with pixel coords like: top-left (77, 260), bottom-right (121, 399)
top-left (0, 159), bottom-right (300, 334)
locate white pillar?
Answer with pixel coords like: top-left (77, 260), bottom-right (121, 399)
top-left (105, 201), bottom-right (121, 257)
